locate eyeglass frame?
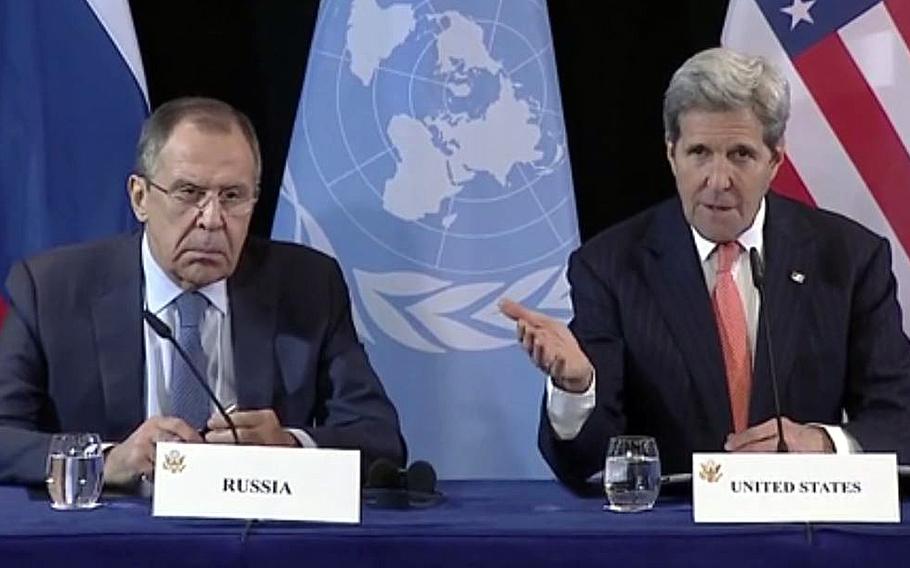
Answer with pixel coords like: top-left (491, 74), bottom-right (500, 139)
top-left (138, 175), bottom-right (259, 216)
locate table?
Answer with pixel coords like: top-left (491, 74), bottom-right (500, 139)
top-left (0, 481), bottom-right (908, 567)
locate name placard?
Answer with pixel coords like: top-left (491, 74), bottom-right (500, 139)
top-left (692, 453), bottom-right (898, 523)
top-left (152, 442), bottom-right (360, 523)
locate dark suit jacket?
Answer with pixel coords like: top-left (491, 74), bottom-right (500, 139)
top-left (0, 232), bottom-right (405, 484)
top-left (540, 193), bottom-right (910, 485)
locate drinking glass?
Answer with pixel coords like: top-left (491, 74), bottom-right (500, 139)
top-left (604, 435), bottom-right (661, 512)
top-left (46, 433), bottom-right (104, 510)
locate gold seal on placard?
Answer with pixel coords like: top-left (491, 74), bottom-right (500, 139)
top-left (162, 450), bottom-right (187, 474)
top-left (699, 460), bottom-right (723, 483)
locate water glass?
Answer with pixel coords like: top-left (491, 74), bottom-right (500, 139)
top-left (46, 432), bottom-right (104, 510)
top-left (604, 435), bottom-right (661, 512)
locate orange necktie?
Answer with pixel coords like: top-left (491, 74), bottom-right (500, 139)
top-left (712, 242), bottom-right (752, 433)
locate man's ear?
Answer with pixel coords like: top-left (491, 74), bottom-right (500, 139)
top-left (127, 174), bottom-right (149, 223)
top-left (665, 139), bottom-right (678, 177)
top-left (768, 138), bottom-right (786, 178)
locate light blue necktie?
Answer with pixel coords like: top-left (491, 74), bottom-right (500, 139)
top-left (170, 292), bottom-right (210, 430)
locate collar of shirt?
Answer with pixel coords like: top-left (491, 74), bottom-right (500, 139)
top-left (690, 197), bottom-right (767, 261)
top-left (140, 231), bottom-right (228, 315)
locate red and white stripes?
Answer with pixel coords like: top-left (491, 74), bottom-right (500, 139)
top-left (724, 0), bottom-right (910, 331)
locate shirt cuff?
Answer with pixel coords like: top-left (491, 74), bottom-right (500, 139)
top-left (545, 371), bottom-right (596, 440)
top-left (813, 424), bottom-right (862, 454)
top-left (286, 428), bottom-right (318, 448)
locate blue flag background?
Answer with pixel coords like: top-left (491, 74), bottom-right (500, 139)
top-left (275, 0), bottom-right (579, 478)
top-left (0, 0), bottom-right (148, 320)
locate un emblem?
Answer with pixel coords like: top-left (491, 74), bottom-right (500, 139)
top-left (277, 0), bottom-right (579, 353)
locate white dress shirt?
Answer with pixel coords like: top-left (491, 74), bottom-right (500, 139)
top-left (142, 233), bottom-right (235, 419)
top-left (141, 233), bottom-right (314, 446)
top-left (546, 199), bottom-right (856, 453)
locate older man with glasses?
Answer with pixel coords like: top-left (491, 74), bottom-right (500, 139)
top-left (0, 97), bottom-right (405, 487)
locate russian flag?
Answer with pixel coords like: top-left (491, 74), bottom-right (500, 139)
top-left (0, 0), bottom-right (148, 326)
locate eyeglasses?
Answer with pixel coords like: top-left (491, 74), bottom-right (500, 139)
top-left (141, 176), bottom-right (259, 216)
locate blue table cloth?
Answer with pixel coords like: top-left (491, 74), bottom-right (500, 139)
top-left (0, 481), bottom-right (907, 567)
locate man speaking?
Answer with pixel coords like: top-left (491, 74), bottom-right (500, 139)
top-left (0, 98), bottom-right (405, 487)
top-left (502, 48), bottom-right (910, 487)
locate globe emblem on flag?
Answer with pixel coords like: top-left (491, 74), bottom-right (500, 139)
top-left (278, 0), bottom-right (578, 353)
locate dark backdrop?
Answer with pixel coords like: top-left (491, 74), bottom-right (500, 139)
top-left (129, 0), bottom-right (730, 242)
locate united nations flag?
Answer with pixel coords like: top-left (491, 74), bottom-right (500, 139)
top-left (274, 0), bottom-right (579, 478)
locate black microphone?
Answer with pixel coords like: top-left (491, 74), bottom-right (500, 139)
top-left (367, 458), bottom-right (404, 488)
top-left (365, 458), bottom-right (443, 509)
top-left (142, 310), bottom-right (239, 445)
top-left (748, 247), bottom-right (788, 453)
top-left (406, 460), bottom-right (437, 494)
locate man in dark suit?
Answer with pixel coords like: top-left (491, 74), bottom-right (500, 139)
top-left (502, 48), bottom-right (910, 486)
top-left (0, 97), bottom-right (405, 486)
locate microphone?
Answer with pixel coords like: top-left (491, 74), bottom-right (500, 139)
top-left (405, 460), bottom-right (437, 494)
top-left (142, 310), bottom-right (239, 445)
top-left (365, 458), bottom-right (443, 509)
top-left (367, 458), bottom-right (403, 488)
top-left (748, 248), bottom-right (788, 453)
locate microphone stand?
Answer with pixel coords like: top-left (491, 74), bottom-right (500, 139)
top-left (749, 248), bottom-right (788, 453)
top-left (142, 310), bottom-right (240, 444)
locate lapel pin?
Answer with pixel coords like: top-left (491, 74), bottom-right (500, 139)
top-left (790, 271), bottom-right (805, 284)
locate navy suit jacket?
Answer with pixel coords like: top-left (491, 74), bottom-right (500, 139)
top-left (0, 232), bottom-right (405, 484)
top-left (540, 193), bottom-right (910, 484)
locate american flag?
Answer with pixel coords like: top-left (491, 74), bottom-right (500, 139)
top-left (723, 0), bottom-right (910, 331)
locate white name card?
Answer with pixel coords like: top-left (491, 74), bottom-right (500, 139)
top-left (152, 442), bottom-right (361, 523)
top-left (692, 453), bottom-right (899, 523)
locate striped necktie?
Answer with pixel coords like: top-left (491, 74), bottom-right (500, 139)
top-left (712, 242), bottom-right (752, 433)
top-left (170, 292), bottom-right (210, 430)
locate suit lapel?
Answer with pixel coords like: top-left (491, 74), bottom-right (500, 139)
top-left (228, 239), bottom-right (278, 411)
top-left (91, 233), bottom-right (145, 440)
top-left (749, 194), bottom-right (814, 421)
top-left (642, 200), bottom-right (732, 439)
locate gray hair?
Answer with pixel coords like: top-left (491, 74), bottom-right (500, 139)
top-left (134, 97), bottom-right (261, 181)
top-left (663, 47), bottom-right (790, 149)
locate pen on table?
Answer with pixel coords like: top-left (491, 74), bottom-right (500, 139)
top-left (199, 403), bottom-right (238, 438)
top-left (659, 473), bottom-right (692, 485)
